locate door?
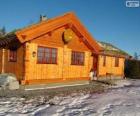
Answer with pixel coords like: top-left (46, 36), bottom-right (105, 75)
top-left (93, 54), bottom-right (98, 76)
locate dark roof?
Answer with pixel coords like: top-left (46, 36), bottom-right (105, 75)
top-left (0, 20), bottom-right (47, 48)
top-left (98, 41), bottom-right (130, 57)
top-left (0, 30), bottom-right (21, 49)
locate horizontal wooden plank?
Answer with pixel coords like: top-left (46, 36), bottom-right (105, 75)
top-left (22, 77), bottom-right (90, 85)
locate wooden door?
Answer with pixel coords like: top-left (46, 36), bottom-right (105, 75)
top-left (93, 54), bottom-right (98, 75)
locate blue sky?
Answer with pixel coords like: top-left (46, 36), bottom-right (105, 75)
top-left (0, 0), bottom-right (140, 55)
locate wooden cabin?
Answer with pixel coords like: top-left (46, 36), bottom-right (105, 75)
top-left (97, 41), bottom-right (129, 79)
top-left (0, 12), bottom-right (128, 85)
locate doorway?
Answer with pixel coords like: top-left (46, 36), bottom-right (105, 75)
top-left (93, 54), bottom-right (98, 76)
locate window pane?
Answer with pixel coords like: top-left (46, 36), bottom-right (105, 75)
top-left (45, 48), bottom-right (50, 53)
top-left (71, 51), bottom-right (84, 65)
top-left (9, 50), bottom-right (17, 62)
top-left (103, 56), bottom-right (106, 66)
top-left (37, 46), bottom-right (57, 64)
top-left (115, 57), bottom-right (119, 67)
top-left (51, 57), bottom-right (56, 64)
top-left (45, 53), bottom-right (50, 63)
top-left (38, 47), bottom-right (44, 53)
top-left (38, 52), bottom-right (43, 57)
top-left (37, 47), bottom-right (44, 63)
top-left (38, 56), bottom-right (43, 63)
top-left (79, 53), bottom-right (84, 65)
top-left (52, 48), bottom-right (56, 54)
top-left (52, 53), bottom-right (56, 58)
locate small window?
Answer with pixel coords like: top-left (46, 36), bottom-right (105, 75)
top-left (71, 51), bottom-right (84, 65)
top-left (37, 46), bottom-right (57, 64)
top-left (9, 50), bottom-right (17, 62)
top-left (115, 57), bottom-right (119, 67)
top-left (103, 56), bottom-right (106, 66)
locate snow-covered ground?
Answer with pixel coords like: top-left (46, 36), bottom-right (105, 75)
top-left (1, 79), bottom-right (140, 116)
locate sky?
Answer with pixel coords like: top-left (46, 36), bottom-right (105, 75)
top-left (0, 0), bottom-right (140, 55)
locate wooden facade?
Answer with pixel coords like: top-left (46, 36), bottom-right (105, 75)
top-left (98, 55), bottom-right (125, 77)
top-left (0, 12), bottom-right (126, 85)
top-left (22, 26), bottom-right (93, 84)
top-left (0, 46), bottom-right (24, 81)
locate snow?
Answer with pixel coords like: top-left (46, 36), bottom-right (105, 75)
top-left (110, 79), bottom-right (131, 88)
top-left (1, 79), bottom-right (140, 116)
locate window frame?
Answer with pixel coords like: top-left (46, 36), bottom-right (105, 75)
top-left (103, 55), bottom-right (106, 67)
top-left (9, 50), bottom-right (17, 62)
top-left (37, 46), bottom-right (57, 64)
top-left (71, 51), bottom-right (85, 65)
top-left (115, 57), bottom-right (119, 67)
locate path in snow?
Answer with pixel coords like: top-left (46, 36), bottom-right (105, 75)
top-left (1, 79), bottom-right (140, 116)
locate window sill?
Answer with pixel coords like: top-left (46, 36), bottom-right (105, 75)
top-left (9, 61), bottom-right (17, 62)
top-left (37, 62), bottom-right (58, 65)
top-left (71, 64), bottom-right (84, 66)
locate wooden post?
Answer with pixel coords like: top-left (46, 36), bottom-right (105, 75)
top-left (62, 45), bottom-right (66, 80)
top-left (25, 42), bottom-right (30, 81)
top-left (2, 49), bottom-right (5, 73)
top-left (62, 45), bottom-right (69, 80)
top-left (22, 43), bottom-right (30, 85)
top-left (96, 55), bottom-right (99, 79)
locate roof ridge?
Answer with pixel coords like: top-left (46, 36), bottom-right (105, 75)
top-left (15, 12), bottom-right (101, 52)
top-left (16, 12), bottom-right (75, 34)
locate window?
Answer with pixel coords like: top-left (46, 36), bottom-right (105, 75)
top-left (37, 46), bottom-right (57, 64)
top-left (71, 51), bottom-right (84, 65)
top-left (9, 50), bottom-right (17, 62)
top-left (115, 57), bottom-right (119, 67)
top-left (103, 56), bottom-right (106, 66)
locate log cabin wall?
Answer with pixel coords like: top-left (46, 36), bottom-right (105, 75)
top-left (24, 27), bottom-right (93, 84)
top-left (98, 55), bottom-right (125, 77)
top-left (0, 46), bottom-right (24, 81)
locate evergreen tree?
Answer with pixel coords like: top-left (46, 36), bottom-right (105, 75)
top-left (134, 52), bottom-right (138, 60)
top-left (0, 26), bottom-right (6, 37)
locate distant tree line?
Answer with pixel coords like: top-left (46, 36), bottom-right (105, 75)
top-left (125, 59), bottom-right (140, 79)
top-left (134, 52), bottom-right (139, 60)
top-left (0, 26), bottom-right (6, 37)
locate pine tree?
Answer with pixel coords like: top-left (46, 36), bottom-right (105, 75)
top-left (0, 26), bottom-right (6, 37)
top-left (134, 52), bottom-right (138, 60)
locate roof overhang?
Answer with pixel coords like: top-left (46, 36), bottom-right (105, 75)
top-left (93, 51), bottom-right (127, 58)
top-left (15, 12), bottom-right (102, 53)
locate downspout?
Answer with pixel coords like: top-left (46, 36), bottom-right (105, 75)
top-left (97, 55), bottom-right (99, 77)
top-left (110, 57), bottom-right (113, 79)
top-left (22, 43), bottom-right (28, 85)
top-left (2, 49), bottom-right (5, 73)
